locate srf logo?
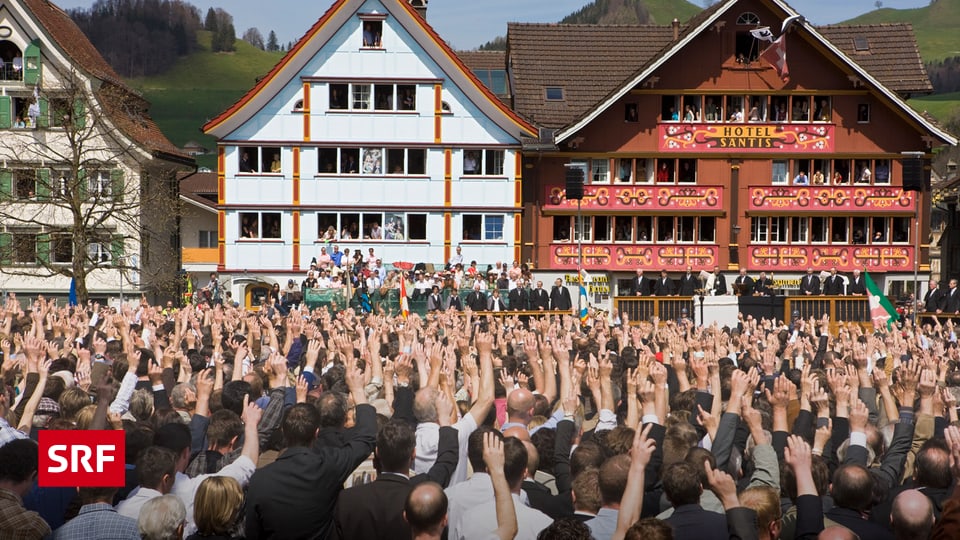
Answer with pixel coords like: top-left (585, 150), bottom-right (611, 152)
top-left (38, 430), bottom-right (126, 487)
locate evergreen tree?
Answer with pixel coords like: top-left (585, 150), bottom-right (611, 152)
top-left (219, 22), bottom-right (236, 52)
top-left (204, 7), bottom-right (218, 31)
top-left (267, 30), bottom-right (279, 52)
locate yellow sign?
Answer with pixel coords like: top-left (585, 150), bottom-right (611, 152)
top-left (564, 274), bottom-right (611, 295)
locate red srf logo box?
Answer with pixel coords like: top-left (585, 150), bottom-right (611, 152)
top-left (38, 430), bottom-right (126, 487)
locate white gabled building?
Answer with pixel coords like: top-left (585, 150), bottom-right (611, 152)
top-left (0, 0), bottom-right (193, 304)
top-left (203, 0), bottom-right (536, 305)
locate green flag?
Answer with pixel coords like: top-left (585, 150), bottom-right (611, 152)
top-left (864, 272), bottom-right (898, 331)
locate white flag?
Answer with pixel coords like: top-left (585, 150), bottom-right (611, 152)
top-left (750, 27), bottom-right (775, 43)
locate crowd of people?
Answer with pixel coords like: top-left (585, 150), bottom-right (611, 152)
top-left (4, 290), bottom-right (960, 540)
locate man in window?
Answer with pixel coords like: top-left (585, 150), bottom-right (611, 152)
top-left (239, 152), bottom-right (254, 173)
top-left (463, 152), bottom-right (479, 175)
top-left (793, 170), bottom-right (809, 185)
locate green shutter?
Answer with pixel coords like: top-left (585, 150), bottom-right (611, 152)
top-left (35, 169), bottom-right (50, 200)
top-left (110, 169), bottom-right (123, 201)
top-left (0, 170), bottom-right (11, 199)
top-left (36, 234), bottom-right (50, 265)
top-left (0, 96), bottom-right (11, 129)
top-left (77, 169), bottom-right (87, 201)
top-left (73, 99), bottom-right (86, 130)
top-left (0, 233), bottom-right (10, 265)
top-left (110, 234), bottom-right (124, 263)
top-left (23, 40), bottom-right (41, 86)
top-left (37, 98), bottom-right (48, 128)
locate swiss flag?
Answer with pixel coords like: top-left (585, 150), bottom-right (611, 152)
top-left (761, 35), bottom-right (789, 82)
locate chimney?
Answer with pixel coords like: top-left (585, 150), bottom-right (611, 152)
top-left (672, 18), bottom-right (680, 41)
top-left (409, 0), bottom-right (427, 19)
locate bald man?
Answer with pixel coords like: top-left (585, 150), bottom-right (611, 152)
top-left (891, 489), bottom-right (934, 540)
top-left (501, 388), bottom-right (535, 432)
top-left (817, 525), bottom-right (859, 540)
top-left (403, 482), bottom-right (448, 539)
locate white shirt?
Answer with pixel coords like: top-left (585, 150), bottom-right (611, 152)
top-left (446, 472), bottom-right (492, 540)
top-left (457, 493), bottom-right (553, 540)
top-left (115, 487), bottom-right (163, 520)
top-left (415, 413), bottom-right (478, 485)
top-left (449, 253), bottom-right (464, 266)
top-left (173, 455), bottom-right (256, 535)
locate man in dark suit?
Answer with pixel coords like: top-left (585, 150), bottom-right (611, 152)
top-left (733, 268), bottom-right (754, 296)
top-left (924, 279), bottom-right (946, 313)
top-left (678, 266), bottom-right (699, 296)
top-left (426, 285), bottom-right (444, 312)
top-left (245, 372), bottom-right (376, 540)
top-left (332, 411), bottom-right (460, 539)
top-left (466, 284), bottom-right (487, 311)
top-left (529, 281), bottom-right (550, 311)
top-left (549, 278), bottom-right (573, 311)
top-left (662, 461), bottom-right (729, 540)
top-left (848, 269), bottom-right (866, 296)
top-left (754, 272), bottom-right (773, 296)
top-left (825, 465), bottom-right (894, 540)
top-left (655, 269), bottom-right (676, 296)
top-left (508, 280), bottom-right (529, 311)
top-left (823, 267), bottom-right (845, 295)
top-left (631, 270), bottom-right (650, 296)
top-left (946, 279), bottom-right (960, 314)
top-left (800, 268), bottom-right (821, 295)
top-left (711, 266), bottom-right (727, 296)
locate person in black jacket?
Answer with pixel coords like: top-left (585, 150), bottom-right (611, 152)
top-left (549, 278), bottom-right (573, 311)
top-left (678, 266), bottom-right (699, 296)
top-left (754, 272), bottom-right (774, 296)
top-left (946, 279), bottom-right (960, 314)
top-left (923, 279), bottom-right (946, 313)
top-left (631, 270), bottom-right (651, 297)
top-left (244, 367), bottom-right (376, 540)
top-left (823, 267), bottom-right (845, 296)
top-left (529, 281), bottom-right (550, 311)
top-left (847, 269), bottom-right (867, 296)
top-left (466, 284), bottom-right (487, 311)
top-left (733, 268), bottom-right (754, 296)
top-left (332, 398), bottom-right (460, 540)
top-left (800, 268), bottom-right (821, 296)
top-left (655, 269), bottom-right (676, 296)
top-left (508, 281), bottom-right (529, 311)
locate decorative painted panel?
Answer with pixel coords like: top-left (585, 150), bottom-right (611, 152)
top-left (748, 186), bottom-right (915, 213)
top-left (748, 245), bottom-right (914, 272)
top-left (658, 123), bottom-right (834, 153)
top-left (550, 243), bottom-right (719, 271)
top-left (544, 185), bottom-right (723, 212)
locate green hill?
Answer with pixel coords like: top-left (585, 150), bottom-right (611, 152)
top-left (560, 0), bottom-right (701, 25)
top-left (131, 31), bottom-right (284, 169)
top-left (842, 0), bottom-right (960, 62)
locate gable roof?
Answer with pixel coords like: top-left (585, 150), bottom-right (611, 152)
top-left (505, 23), bottom-right (675, 129)
top-left (21, 0), bottom-right (190, 163)
top-left (817, 23), bottom-right (932, 95)
top-left (203, 0), bottom-right (536, 141)
top-left (506, 0), bottom-right (954, 146)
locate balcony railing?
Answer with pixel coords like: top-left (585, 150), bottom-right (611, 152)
top-left (182, 247), bottom-right (218, 264)
top-left (748, 185), bottom-right (915, 213)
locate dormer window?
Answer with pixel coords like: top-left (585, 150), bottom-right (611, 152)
top-left (545, 87), bottom-right (565, 101)
top-left (734, 12), bottom-right (763, 64)
top-left (359, 13), bottom-right (386, 49)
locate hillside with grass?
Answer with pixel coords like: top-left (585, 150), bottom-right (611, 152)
top-left (132, 30), bottom-right (284, 169)
top-left (559, 0), bottom-right (701, 25)
top-left (842, 0), bottom-right (960, 62)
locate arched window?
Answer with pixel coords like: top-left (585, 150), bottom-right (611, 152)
top-left (0, 40), bottom-right (23, 81)
top-left (736, 12), bottom-right (761, 25)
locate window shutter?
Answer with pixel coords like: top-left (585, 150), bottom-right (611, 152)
top-left (36, 233), bottom-right (50, 265)
top-left (73, 99), bottom-right (86, 130)
top-left (0, 96), bottom-right (11, 129)
top-left (35, 169), bottom-right (50, 200)
top-left (0, 170), bottom-right (11, 199)
top-left (37, 98), bottom-right (48, 128)
top-left (77, 169), bottom-right (87, 201)
top-left (110, 169), bottom-right (123, 201)
top-left (0, 233), bottom-right (10, 265)
top-left (110, 234), bottom-right (124, 263)
top-left (23, 40), bottom-right (41, 86)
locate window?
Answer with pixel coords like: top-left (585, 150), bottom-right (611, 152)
top-left (657, 216), bottom-right (674, 242)
top-left (751, 217), bottom-right (768, 243)
top-left (625, 103), bottom-right (638, 122)
top-left (87, 240), bottom-right (111, 265)
top-left (361, 20), bottom-right (382, 48)
top-left (791, 217), bottom-right (809, 243)
top-left (746, 96), bottom-right (766, 122)
top-left (871, 217), bottom-right (888, 243)
top-left (661, 96), bottom-right (680, 122)
top-left (198, 230), bottom-right (216, 248)
top-left (441, 101), bottom-right (452, 113)
top-left (892, 217), bottom-right (910, 243)
top-left (408, 214), bottom-right (427, 240)
top-left (656, 159), bottom-right (674, 183)
top-left (573, 216), bottom-right (590, 242)
top-left (239, 212), bottom-right (281, 239)
top-left (49, 98), bottom-right (72, 128)
top-left (553, 216), bottom-right (571, 242)
top-left (463, 149), bottom-right (505, 176)
top-left (14, 169), bottom-right (35, 199)
top-left (615, 216), bottom-right (633, 241)
top-left (317, 212), bottom-right (426, 241)
top-left (654, 158), bottom-right (696, 184)
top-left (735, 31), bottom-right (761, 63)
top-left (591, 159), bottom-right (609, 184)
top-left (52, 235), bottom-right (72, 264)
top-left (852, 217), bottom-right (868, 244)
top-left (831, 217), bottom-right (848, 243)
top-left (772, 160), bottom-right (788, 185)
top-left (874, 160), bottom-right (891, 184)
top-left (853, 36), bottom-right (870, 52)
top-left (341, 148), bottom-right (360, 173)
top-left (682, 96), bottom-right (702, 122)
top-left (238, 146), bottom-right (281, 174)
top-left (725, 95), bottom-right (744, 122)
top-left (330, 83), bottom-right (416, 112)
top-left (811, 217), bottom-right (828, 243)
top-left (678, 159), bottom-right (697, 183)
top-left (677, 216), bottom-right (695, 242)
top-left (813, 97), bottom-right (831, 122)
top-left (699, 217), bottom-right (716, 242)
top-left (11, 232), bottom-right (37, 264)
top-left (791, 96), bottom-right (810, 122)
top-left (750, 217), bottom-right (793, 244)
top-left (545, 87), bottom-right (565, 101)
top-left (854, 160), bottom-right (872, 184)
top-left (87, 170), bottom-right (113, 199)
top-left (594, 216), bottom-right (611, 242)
top-left (770, 217), bottom-right (788, 243)
top-left (0, 41), bottom-right (23, 82)
top-left (616, 159), bottom-right (633, 183)
top-left (857, 103), bottom-right (870, 123)
top-left (361, 148), bottom-right (383, 174)
top-left (704, 97), bottom-right (722, 122)
top-left (463, 214), bottom-right (504, 241)
top-left (771, 97), bottom-right (789, 122)
top-left (319, 149), bottom-right (337, 173)
top-left (637, 216), bottom-right (652, 241)
top-left (473, 69), bottom-right (507, 94)
top-left (833, 159), bottom-right (850, 184)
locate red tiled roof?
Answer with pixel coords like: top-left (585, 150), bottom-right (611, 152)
top-left (816, 24), bottom-right (933, 95)
top-left (457, 50), bottom-right (506, 72)
top-left (23, 0), bottom-right (190, 162)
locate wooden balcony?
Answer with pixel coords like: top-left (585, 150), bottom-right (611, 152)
top-left (182, 247), bottom-right (218, 264)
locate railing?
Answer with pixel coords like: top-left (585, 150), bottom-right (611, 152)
top-left (182, 247), bottom-right (218, 264)
top-left (614, 297), bottom-right (697, 323)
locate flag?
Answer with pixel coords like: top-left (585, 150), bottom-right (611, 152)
top-left (761, 35), bottom-right (789, 82)
top-left (749, 26), bottom-right (775, 43)
top-left (68, 278), bottom-right (77, 307)
top-left (399, 277), bottom-right (409, 319)
top-left (864, 272), bottom-right (899, 331)
top-left (578, 273), bottom-right (589, 323)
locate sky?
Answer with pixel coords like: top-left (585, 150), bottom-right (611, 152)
top-left (52, 0), bottom-right (931, 51)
